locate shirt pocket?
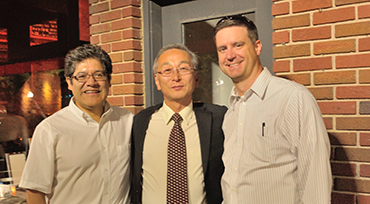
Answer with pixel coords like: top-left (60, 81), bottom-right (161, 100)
top-left (245, 122), bottom-right (275, 163)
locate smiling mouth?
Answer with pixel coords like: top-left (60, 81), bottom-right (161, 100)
top-left (84, 90), bottom-right (100, 94)
top-left (228, 62), bottom-right (241, 67)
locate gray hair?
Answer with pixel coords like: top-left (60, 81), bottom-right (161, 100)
top-left (152, 43), bottom-right (198, 74)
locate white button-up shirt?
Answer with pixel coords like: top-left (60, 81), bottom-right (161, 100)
top-left (221, 68), bottom-right (332, 204)
top-left (20, 98), bottom-right (133, 204)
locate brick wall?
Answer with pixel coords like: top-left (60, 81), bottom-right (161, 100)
top-left (272, 0), bottom-right (370, 203)
top-left (89, 0), bottom-right (144, 114)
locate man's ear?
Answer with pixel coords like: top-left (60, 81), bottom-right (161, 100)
top-left (154, 74), bottom-right (162, 91)
top-left (255, 40), bottom-right (262, 56)
top-left (66, 78), bottom-right (73, 91)
top-left (194, 72), bottom-right (199, 87)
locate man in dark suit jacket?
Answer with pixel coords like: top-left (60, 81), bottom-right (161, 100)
top-left (131, 43), bottom-right (227, 204)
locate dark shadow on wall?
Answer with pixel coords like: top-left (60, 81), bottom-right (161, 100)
top-left (329, 133), bottom-right (357, 204)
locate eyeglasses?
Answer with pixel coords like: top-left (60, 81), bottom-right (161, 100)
top-left (71, 70), bottom-right (107, 83)
top-left (157, 66), bottom-right (196, 77)
top-left (216, 14), bottom-right (253, 26)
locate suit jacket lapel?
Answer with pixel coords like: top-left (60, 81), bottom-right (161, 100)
top-left (194, 103), bottom-right (212, 175)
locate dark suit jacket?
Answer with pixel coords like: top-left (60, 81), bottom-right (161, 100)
top-left (131, 102), bottom-right (227, 204)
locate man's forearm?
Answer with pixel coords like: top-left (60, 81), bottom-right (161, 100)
top-left (26, 189), bottom-right (46, 204)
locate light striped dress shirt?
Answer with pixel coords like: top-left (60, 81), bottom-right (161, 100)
top-left (221, 67), bottom-right (332, 204)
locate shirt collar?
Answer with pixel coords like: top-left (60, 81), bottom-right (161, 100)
top-left (69, 97), bottom-right (112, 124)
top-left (161, 101), bottom-right (194, 126)
top-left (229, 67), bottom-right (272, 109)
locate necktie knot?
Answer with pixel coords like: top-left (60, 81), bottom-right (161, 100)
top-left (171, 113), bottom-right (183, 124)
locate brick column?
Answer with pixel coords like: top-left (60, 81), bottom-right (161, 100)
top-left (272, 0), bottom-right (370, 203)
top-left (89, 0), bottom-right (144, 114)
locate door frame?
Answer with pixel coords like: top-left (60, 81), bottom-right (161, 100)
top-left (143, 0), bottom-right (273, 106)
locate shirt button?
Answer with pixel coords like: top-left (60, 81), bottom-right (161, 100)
top-left (232, 189), bottom-right (236, 192)
top-left (240, 123), bottom-right (243, 126)
top-left (234, 167), bottom-right (237, 170)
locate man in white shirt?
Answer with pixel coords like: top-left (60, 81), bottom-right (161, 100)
top-left (19, 44), bottom-right (133, 204)
top-left (131, 43), bottom-right (227, 204)
top-left (214, 15), bottom-right (332, 203)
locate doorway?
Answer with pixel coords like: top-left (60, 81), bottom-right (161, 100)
top-left (143, 0), bottom-right (273, 106)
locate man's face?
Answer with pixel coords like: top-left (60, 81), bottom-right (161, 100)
top-left (215, 26), bottom-right (262, 84)
top-left (154, 49), bottom-right (198, 106)
top-left (66, 58), bottom-right (110, 113)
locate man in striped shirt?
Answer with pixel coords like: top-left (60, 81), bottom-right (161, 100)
top-left (214, 15), bottom-right (332, 204)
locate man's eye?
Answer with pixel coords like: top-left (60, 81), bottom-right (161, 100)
top-left (179, 67), bottom-right (189, 71)
top-left (218, 47), bottom-right (226, 52)
top-left (95, 73), bottom-right (104, 77)
top-left (163, 68), bottom-right (173, 74)
top-left (76, 75), bottom-right (87, 79)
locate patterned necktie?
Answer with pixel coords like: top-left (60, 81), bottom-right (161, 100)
top-left (167, 113), bottom-right (189, 204)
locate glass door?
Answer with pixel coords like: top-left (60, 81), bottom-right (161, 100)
top-left (143, 0), bottom-right (273, 106)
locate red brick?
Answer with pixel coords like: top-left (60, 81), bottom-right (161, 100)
top-left (90, 15), bottom-right (100, 24)
top-left (308, 87), bottom-right (333, 100)
top-left (360, 133), bottom-right (370, 146)
top-left (328, 132), bottom-right (356, 146)
top-left (361, 164), bottom-right (370, 177)
top-left (359, 4), bottom-right (370, 19)
top-left (272, 2), bottom-right (289, 16)
top-left (292, 26), bottom-right (331, 42)
top-left (113, 62), bottom-right (142, 73)
top-left (90, 0), bottom-right (99, 4)
top-left (122, 29), bottom-right (141, 39)
top-left (90, 23), bottom-right (110, 35)
top-left (100, 10), bottom-right (121, 23)
top-left (331, 193), bottom-right (355, 204)
top-left (100, 44), bottom-right (111, 53)
top-left (273, 44), bottom-right (310, 59)
top-left (335, 147), bottom-right (370, 162)
top-left (273, 60), bottom-right (290, 73)
top-left (277, 73), bottom-right (310, 85)
top-left (90, 35), bottom-right (100, 44)
top-left (112, 84), bottom-right (143, 94)
top-left (101, 31), bottom-right (122, 43)
top-left (313, 7), bottom-right (355, 25)
top-left (337, 117), bottom-right (370, 130)
top-left (331, 162), bottom-right (357, 176)
top-left (323, 117), bottom-right (333, 129)
top-left (336, 53), bottom-right (370, 68)
top-left (336, 21), bottom-right (370, 38)
top-left (360, 69), bottom-right (370, 84)
top-left (360, 101), bottom-right (370, 115)
top-left (111, 17), bottom-right (141, 30)
top-left (106, 96), bottom-right (124, 106)
top-left (123, 73), bottom-right (143, 83)
top-left (292, 0), bottom-right (332, 13)
top-left (318, 101), bottom-right (356, 115)
top-left (314, 39), bottom-right (356, 55)
top-left (89, 2), bottom-right (109, 14)
top-left (124, 95), bottom-right (144, 106)
top-left (358, 195), bottom-right (370, 204)
top-left (272, 14), bottom-right (310, 30)
top-left (335, 178), bottom-right (370, 193)
top-left (337, 86), bottom-right (370, 99)
top-left (359, 37), bottom-right (370, 52)
top-left (314, 70), bottom-right (356, 85)
top-left (112, 40), bottom-right (142, 51)
top-left (123, 51), bottom-right (142, 61)
top-left (111, 74), bottom-right (123, 84)
top-left (122, 6), bottom-right (142, 18)
top-left (336, 0), bottom-right (370, 6)
top-left (272, 31), bottom-right (289, 44)
top-left (111, 0), bottom-right (141, 9)
top-left (109, 52), bottom-right (122, 63)
top-left (293, 56), bottom-right (332, 72)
